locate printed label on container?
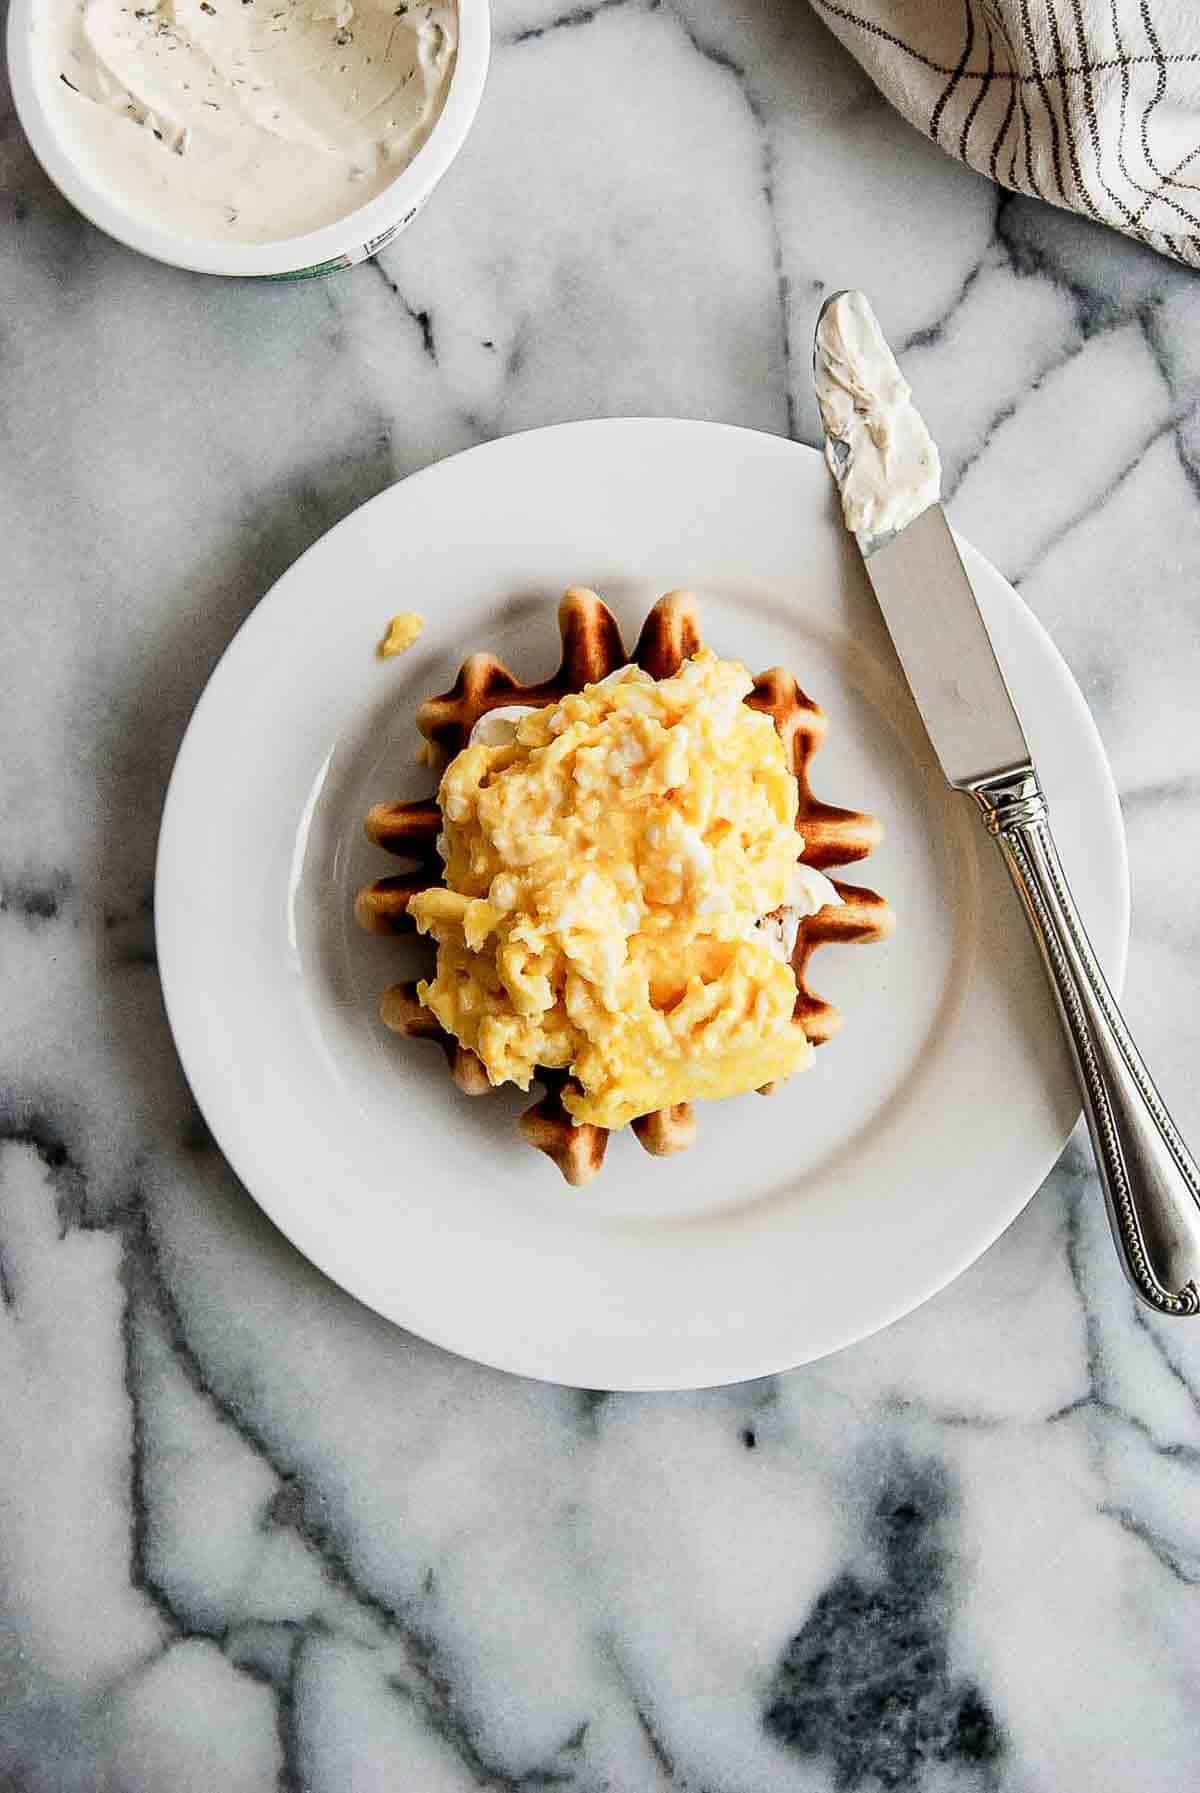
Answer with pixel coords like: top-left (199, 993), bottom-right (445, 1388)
top-left (362, 222), bottom-right (401, 256)
top-left (248, 199), bottom-right (426, 282)
top-left (253, 253), bottom-right (356, 282)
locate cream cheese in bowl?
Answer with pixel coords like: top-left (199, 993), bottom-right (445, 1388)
top-left (8, 0), bottom-right (486, 274)
top-left (44, 0), bottom-right (456, 241)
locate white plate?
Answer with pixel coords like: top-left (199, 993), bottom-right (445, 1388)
top-left (157, 420), bottom-right (1129, 1390)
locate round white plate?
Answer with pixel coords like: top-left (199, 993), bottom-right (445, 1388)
top-left (157, 420), bottom-right (1129, 1390)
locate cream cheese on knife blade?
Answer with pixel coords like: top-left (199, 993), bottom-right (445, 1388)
top-left (813, 289), bottom-right (941, 540)
top-left (41, 0), bottom-right (456, 242)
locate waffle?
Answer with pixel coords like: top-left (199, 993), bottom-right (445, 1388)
top-left (356, 589), bottom-right (894, 1184)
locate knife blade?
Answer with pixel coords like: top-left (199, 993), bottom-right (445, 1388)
top-left (812, 287), bottom-right (1200, 1318)
top-left (862, 503), bottom-right (1030, 791)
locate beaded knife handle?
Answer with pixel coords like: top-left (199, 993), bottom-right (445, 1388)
top-left (975, 768), bottom-right (1200, 1315)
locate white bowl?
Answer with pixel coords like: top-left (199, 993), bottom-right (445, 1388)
top-left (5, 0), bottom-right (489, 279)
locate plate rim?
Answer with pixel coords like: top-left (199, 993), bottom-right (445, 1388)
top-left (156, 418), bottom-right (1130, 1389)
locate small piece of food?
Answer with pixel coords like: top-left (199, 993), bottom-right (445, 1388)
top-left (356, 589), bottom-right (893, 1183)
top-left (468, 705), bottom-right (536, 747)
top-left (409, 650), bottom-right (823, 1129)
top-left (378, 611), bottom-right (425, 659)
top-left (757, 862), bottom-right (842, 966)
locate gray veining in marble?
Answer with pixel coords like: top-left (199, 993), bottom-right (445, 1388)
top-left (3, 0), bottom-right (1200, 1787)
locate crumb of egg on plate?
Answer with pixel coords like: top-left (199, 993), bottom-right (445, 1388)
top-left (378, 612), bottom-right (425, 659)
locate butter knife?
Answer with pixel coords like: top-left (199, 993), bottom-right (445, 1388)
top-left (814, 289), bottom-right (1200, 1315)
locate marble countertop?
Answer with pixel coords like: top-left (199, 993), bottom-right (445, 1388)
top-left (4, 0), bottom-right (1200, 1786)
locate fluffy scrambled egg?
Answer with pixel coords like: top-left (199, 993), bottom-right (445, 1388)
top-left (409, 650), bottom-right (817, 1130)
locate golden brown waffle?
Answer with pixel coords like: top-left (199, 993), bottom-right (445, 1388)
top-left (356, 588), bottom-right (894, 1184)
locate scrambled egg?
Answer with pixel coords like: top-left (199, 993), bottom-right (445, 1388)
top-left (409, 650), bottom-right (818, 1130)
top-left (378, 612), bottom-right (425, 659)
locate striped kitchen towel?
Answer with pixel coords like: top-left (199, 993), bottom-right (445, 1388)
top-left (812, 0), bottom-right (1200, 267)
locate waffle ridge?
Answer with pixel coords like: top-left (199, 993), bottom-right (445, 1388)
top-left (356, 588), bottom-right (893, 1183)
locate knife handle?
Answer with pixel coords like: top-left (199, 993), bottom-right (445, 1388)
top-left (972, 768), bottom-right (1200, 1316)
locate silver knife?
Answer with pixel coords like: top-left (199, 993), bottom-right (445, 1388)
top-left (814, 289), bottom-right (1200, 1316)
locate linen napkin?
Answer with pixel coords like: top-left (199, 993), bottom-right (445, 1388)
top-left (812, 0), bottom-right (1200, 267)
